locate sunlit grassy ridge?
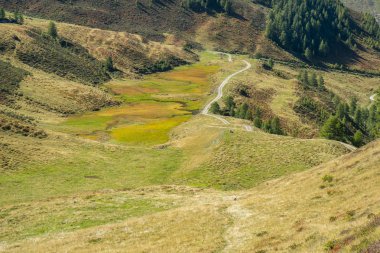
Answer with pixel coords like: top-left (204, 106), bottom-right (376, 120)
top-left (170, 116), bottom-right (350, 190)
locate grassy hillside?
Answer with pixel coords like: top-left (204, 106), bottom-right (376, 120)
top-left (171, 116), bottom-right (349, 190)
top-left (207, 57), bottom-right (379, 141)
top-left (28, 19), bottom-right (198, 75)
top-left (0, 24), bottom-right (109, 85)
top-left (0, 0), bottom-right (292, 60)
top-left (0, 60), bottom-right (29, 94)
top-left (0, 6), bottom-right (378, 253)
top-left (1, 0), bottom-right (380, 72)
top-left (1, 139), bottom-right (378, 252)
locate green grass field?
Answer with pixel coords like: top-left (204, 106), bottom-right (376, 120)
top-left (0, 140), bottom-right (183, 206)
top-left (0, 193), bottom-right (175, 242)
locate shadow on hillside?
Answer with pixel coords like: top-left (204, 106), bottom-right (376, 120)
top-left (322, 43), bottom-right (364, 67)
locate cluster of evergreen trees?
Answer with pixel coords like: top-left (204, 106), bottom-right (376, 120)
top-left (183, 0), bottom-right (232, 14)
top-left (361, 13), bottom-right (380, 49)
top-left (0, 8), bottom-right (24, 24)
top-left (362, 13), bottom-right (380, 40)
top-left (210, 96), bottom-right (284, 135)
top-left (266, 0), bottom-right (352, 59)
top-left (320, 96), bottom-right (379, 146)
top-left (298, 70), bottom-right (325, 91)
top-left (294, 69), bottom-right (379, 146)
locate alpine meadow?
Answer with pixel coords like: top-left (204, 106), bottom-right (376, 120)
top-left (0, 0), bottom-right (379, 252)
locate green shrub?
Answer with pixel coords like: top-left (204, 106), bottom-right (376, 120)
top-left (48, 21), bottom-right (58, 39)
top-left (324, 240), bottom-right (337, 251)
top-left (322, 174), bottom-right (333, 183)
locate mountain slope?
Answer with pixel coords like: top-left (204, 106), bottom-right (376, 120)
top-left (1, 140), bottom-right (378, 253)
top-left (1, 0), bottom-right (380, 72)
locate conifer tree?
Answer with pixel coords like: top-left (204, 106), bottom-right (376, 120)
top-left (320, 115), bottom-right (344, 141)
top-left (268, 58), bottom-right (274, 69)
top-left (18, 13), bottom-right (24, 24)
top-left (254, 117), bottom-right (262, 128)
top-left (13, 11), bottom-right (18, 22)
top-left (224, 96), bottom-right (235, 115)
top-left (350, 97), bottom-right (358, 115)
top-left (0, 8), bottom-right (5, 20)
top-left (48, 21), bottom-right (58, 39)
top-left (317, 75), bottom-right (325, 90)
top-left (270, 117), bottom-right (282, 135)
top-left (310, 72), bottom-right (318, 87)
top-left (105, 56), bottom-right (114, 72)
top-left (354, 107), bottom-right (362, 125)
top-left (304, 48), bottom-right (313, 60)
top-left (210, 102), bottom-right (221, 114)
top-left (352, 130), bottom-right (363, 147)
top-left (224, 0), bottom-right (232, 15)
top-left (336, 103), bottom-right (345, 119)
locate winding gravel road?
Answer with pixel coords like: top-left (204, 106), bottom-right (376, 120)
top-left (202, 53), bottom-right (252, 130)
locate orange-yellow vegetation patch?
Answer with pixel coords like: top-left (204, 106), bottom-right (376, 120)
top-left (111, 115), bottom-right (191, 144)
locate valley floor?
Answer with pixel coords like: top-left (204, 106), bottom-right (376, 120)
top-left (0, 51), bottom-right (379, 252)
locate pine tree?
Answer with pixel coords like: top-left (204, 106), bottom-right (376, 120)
top-left (304, 48), bottom-right (313, 60)
top-left (210, 102), bottom-right (221, 114)
top-left (336, 103), bottom-right (345, 119)
top-left (317, 75), bottom-right (325, 90)
top-left (320, 116), bottom-right (344, 141)
top-left (224, 96), bottom-right (235, 115)
top-left (318, 40), bottom-right (329, 56)
top-left (268, 58), bottom-right (274, 69)
top-left (244, 109), bottom-right (252, 120)
top-left (48, 21), bottom-right (58, 39)
top-left (238, 103), bottom-right (249, 119)
top-left (280, 31), bottom-right (287, 47)
top-left (254, 117), bottom-right (262, 128)
top-left (224, 0), bottom-right (232, 15)
top-left (310, 72), bottom-right (318, 87)
top-left (354, 107), bottom-right (362, 125)
top-left (298, 70), bottom-right (309, 86)
top-left (13, 11), bottom-right (18, 22)
top-left (349, 97), bottom-right (358, 115)
top-left (18, 13), bottom-right (24, 24)
top-left (0, 8), bottom-right (5, 20)
top-left (263, 119), bottom-right (272, 132)
top-left (270, 117), bottom-right (282, 135)
top-left (352, 130), bottom-right (363, 147)
top-left (105, 56), bottom-right (114, 72)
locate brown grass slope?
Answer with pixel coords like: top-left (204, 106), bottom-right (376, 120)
top-left (2, 0), bottom-right (380, 71)
top-left (1, 140), bottom-right (378, 253)
top-left (28, 19), bottom-right (198, 75)
top-left (0, 0), bottom-right (292, 59)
